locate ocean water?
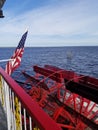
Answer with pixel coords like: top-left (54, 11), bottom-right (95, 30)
top-left (0, 46), bottom-right (98, 81)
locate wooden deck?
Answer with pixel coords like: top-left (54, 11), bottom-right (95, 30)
top-left (0, 102), bottom-right (7, 130)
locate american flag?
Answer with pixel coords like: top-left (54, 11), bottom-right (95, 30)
top-left (5, 31), bottom-right (28, 75)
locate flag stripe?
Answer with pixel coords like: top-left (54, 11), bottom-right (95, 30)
top-left (5, 31), bottom-right (28, 75)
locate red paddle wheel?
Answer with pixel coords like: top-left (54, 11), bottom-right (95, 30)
top-left (21, 65), bottom-right (98, 130)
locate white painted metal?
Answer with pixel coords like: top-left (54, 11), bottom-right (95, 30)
top-left (24, 108), bottom-right (27, 130)
top-left (0, 59), bottom-right (13, 62)
top-left (4, 81), bottom-right (12, 130)
top-left (29, 116), bottom-right (32, 130)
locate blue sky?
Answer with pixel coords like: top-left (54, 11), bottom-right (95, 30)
top-left (0, 0), bottom-right (98, 47)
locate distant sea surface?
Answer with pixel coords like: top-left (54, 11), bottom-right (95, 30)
top-left (0, 46), bottom-right (98, 80)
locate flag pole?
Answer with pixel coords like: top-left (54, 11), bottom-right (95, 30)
top-left (0, 59), bottom-right (13, 63)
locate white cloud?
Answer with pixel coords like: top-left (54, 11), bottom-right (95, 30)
top-left (0, 0), bottom-right (98, 46)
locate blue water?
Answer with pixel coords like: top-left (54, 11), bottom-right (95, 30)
top-left (0, 46), bottom-right (98, 80)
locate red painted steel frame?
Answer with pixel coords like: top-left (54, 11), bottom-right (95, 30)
top-left (0, 67), bottom-right (61, 130)
top-left (31, 65), bottom-right (98, 130)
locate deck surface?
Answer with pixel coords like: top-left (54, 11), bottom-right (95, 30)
top-left (0, 102), bottom-right (8, 130)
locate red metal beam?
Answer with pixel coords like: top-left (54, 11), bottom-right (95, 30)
top-left (45, 65), bottom-right (79, 82)
top-left (66, 80), bottom-right (98, 104)
top-left (79, 75), bottom-right (98, 88)
top-left (33, 65), bottom-right (62, 83)
top-left (22, 71), bottom-right (49, 91)
top-left (34, 65), bottom-right (80, 84)
top-left (49, 93), bottom-right (98, 130)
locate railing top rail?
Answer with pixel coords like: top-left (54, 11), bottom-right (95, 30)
top-left (0, 67), bottom-right (61, 130)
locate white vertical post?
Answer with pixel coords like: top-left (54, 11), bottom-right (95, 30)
top-left (29, 116), bottom-right (32, 130)
top-left (24, 108), bottom-right (27, 130)
top-left (4, 81), bottom-right (12, 130)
